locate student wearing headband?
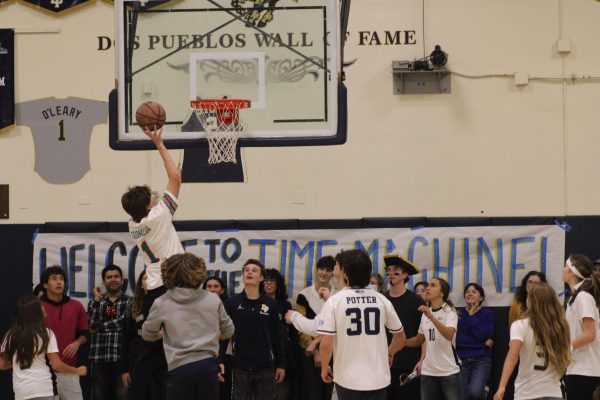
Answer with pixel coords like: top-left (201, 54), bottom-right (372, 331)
top-left (563, 253), bottom-right (600, 399)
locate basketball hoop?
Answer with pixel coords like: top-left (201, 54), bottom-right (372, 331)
top-left (190, 98), bottom-right (251, 164)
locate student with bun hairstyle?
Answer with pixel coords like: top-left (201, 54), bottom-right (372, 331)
top-left (562, 253), bottom-right (600, 399)
top-left (405, 277), bottom-right (462, 400)
top-left (494, 282), bottom-right (570, 400)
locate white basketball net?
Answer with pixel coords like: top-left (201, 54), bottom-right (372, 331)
top-left (191, 99), bottom-right (249, 164)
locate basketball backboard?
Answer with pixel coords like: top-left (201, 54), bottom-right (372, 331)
top-left (109, 0), bottom-right (346, 150)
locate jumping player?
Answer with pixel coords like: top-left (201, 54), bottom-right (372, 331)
top-left (121, 127), bottom-right (183, 315)
top-left (317, 249), bottom-right (405, 400)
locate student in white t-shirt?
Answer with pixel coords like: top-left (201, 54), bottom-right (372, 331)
top-left (493, 282), bottom-right (571, 400)
top-left (317, 249), bottom-right (406, 400)
top-left (562, 254), bottom-right (600, 399)
top-left (0, 296), bottom-right (87, 400)
top-left (405, 277), bottom-right (462, 400)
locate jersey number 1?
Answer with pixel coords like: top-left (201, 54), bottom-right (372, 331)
top-left (58, 119), bottom-right (66, 141)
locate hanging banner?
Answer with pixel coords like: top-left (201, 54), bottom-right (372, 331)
top-left (20, 0), bottom-right (91, 13)
top-left (0, 29), bottom-right (14, 129)
top-left (32, 225), bottom-right (565, 308)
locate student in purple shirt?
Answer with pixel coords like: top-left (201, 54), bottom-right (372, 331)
top-left (456, 283), bottom-right (495, 400)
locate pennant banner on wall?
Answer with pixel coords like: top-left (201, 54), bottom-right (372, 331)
top-left (32, 225), bottom-right (566, 308)
top-left (21, 0), bottom-right (91, 13)
top-left (0, 29), bottom-right (14, 129)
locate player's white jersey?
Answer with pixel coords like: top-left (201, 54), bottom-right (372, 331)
top-left (511, 318), bottom-right (563, 400)
top-left (566, 288), bottom-right (600, 377)
top-left (317, 287), bottom-right (403, 391)
top-left (418, 304), bottom-right (460, 377)
top-left (128, 190), bottom-right (183, 290)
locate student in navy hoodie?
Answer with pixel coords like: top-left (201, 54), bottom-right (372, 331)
top-left (456, 283), bottom-right (495, 400)
top-left (224, 259), bottom-right (286, 400)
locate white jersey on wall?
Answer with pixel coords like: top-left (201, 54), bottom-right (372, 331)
top-left (317, 287), bottom-right (403, 391)
top-left (511, 318), bottom-right (563, 400)
top-left (566, 286), bottom-right (600, 377)
top-left (128, 190), bottom-right (183, 290)
top-left (418, 304), bottom-right (460, 377)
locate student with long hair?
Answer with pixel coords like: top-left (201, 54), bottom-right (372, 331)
top-left (0, 295), bottom-right (87, 400)
top-left (203, 276), bottom-right (229, 302)
top-left (562, 254), bottom-right (600, 399)
top-left (405, 277), bottom-right (462, 400)
top-left (493, 282), bottom-right (571, 400)
top-left (508, 271), bottom-right (546, 327)
top-left (120, 270), bottom-right (167, 400)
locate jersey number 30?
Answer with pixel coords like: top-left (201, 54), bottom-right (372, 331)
top-left (346, 307), bottom-right (380, 336)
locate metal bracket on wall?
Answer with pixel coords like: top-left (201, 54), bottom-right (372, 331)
top-left (392, 61), bottom-right (451, 95)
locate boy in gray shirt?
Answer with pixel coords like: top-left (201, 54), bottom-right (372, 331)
top-left (142, 253), bottom-right (235, 400)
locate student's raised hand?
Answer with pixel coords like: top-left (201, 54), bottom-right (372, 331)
top-left (76, 366), bottom-right (87, 376)
top-left (321, 365), bottom-right (333, 383)
top-left (275, 368), bottom-right (285, 383)
top-left (62, 341), bottom-right (80, 358)
top-left (418, 305), bottom-right (433, 319)
top-left (143, 126), bottom-right (164, 147)
top-left (318, 287), bottom-right (331, 301)
top-left (121, 372), bottom-right (131, 388)
top-left (217, 363), bottom-right (225, 383)
top-left (93, 286), bottom-right (102, 301)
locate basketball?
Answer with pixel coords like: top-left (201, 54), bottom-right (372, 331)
top-left (135, 101), bottom-right (166, 130)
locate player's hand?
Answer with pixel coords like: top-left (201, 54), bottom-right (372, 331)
top-left (321, 365), bottom-right (333, 383)
top-left (418, 305), bottom-right (433, 319)
top-left (318, 287), bottom-right (331, 301)
top-left (76, 366), bottom-right (87, 376)
top-left (285, 310), bottom-right (295, 325)
top-left (414, 361), bottom-right (423, 376)
top-left (62, 341), bottom-right (80, 358)
top-left (485, 338), bottom-right (494, 349)
top-left (121, 372), bottom-right (131, 388)
top-left (275, 368), bottom-right (285, 383)
top-left (143, 126), bottom-right (164, 146)
top-left (217, 363), bottom-right (225, 383)
top-left (387, 352), bottom-right (395, 367)
top-left (313, 349), bottom-right (321, 368)
top-left (493, 387), bottom-right (505, 400)
top-left (305, 339), bottom-right (318, 356)
top-left (93, 286), bottom-right (102, 301)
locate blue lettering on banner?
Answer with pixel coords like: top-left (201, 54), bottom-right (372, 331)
top-left (434, 238), bottom-right (455, 289)
top-left (316, 240), bottom-right (338, 265)
top-left (88, 244), bottom-right (96, 298)
top-left (478, 238), bottom-right (503, 293)
top-left (280, 240), bottom-right (288, 289)
top-left (221, 238), bottom-right (242, 263)
top-left (68, 244), bottom-right (86, 298)
top-left (204, 239), bottom-right (220, 263)
top-left (290, 240), bottom-right (315, 287)
top-left (355, 240), bottom-right (380, 273)
top-left (463, 238), bottom-right (471, 289)
top-left (181, 239), bottom-right (198, 251)
top-left (408, 236), bottom-right (428, 286)
top-left (249, 239), bottom-right (277, 265)
top-left (510, 236), bottom-right (535, 292)
top-left (540, 237), bottom-right (548, 276)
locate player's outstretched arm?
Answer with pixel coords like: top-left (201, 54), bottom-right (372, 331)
top-left (144, 127), bottom-right (181, 198)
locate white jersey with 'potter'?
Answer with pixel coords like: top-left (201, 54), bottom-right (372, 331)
top-left (317, 287), bottom-right (403, 391)
top-left (128, 190), bottom-right (183, 290)
top-left (418, 303), bottom-right (460, 377)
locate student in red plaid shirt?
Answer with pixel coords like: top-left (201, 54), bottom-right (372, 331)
top-left (88, 265), bottom-right (130, 400)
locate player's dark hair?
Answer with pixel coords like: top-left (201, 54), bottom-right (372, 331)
top-left (431, 277), bottom-right (455, 309)
top-left (121, 185), bottom-right (152, 223)
top-left (514, 271), bottom-right (547, 311)
top-left (414, 281), bottom-right (428, 292)
top-left (2, 296), bottom-right (50, 367)
top-left (202, 276), bottom-right (229, 301)
top-left (316, 255), bottom-right (335, 271)
top-left (161, 253), bottom-right (207, 289)
top-left (128, 270), bottom-right (147, 318)
top-left (341, 249), bottom-right (372, 288)
top-left (40, 266), bottom-right (67, 285)
top-left (32, 283), bottom-right (45, 298)
top-left (334, 252), bottom-right (344, 269)
top-left (567, 253), bottom-right (600, 307)
top-left (264, 268), bottom-right (288, 301)
top-left (242, 259), bottom-right (266, 276)
top-left (101, 264), bottom-right (123, 281)
top-left (464, 282), bottom-right (485, 306)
